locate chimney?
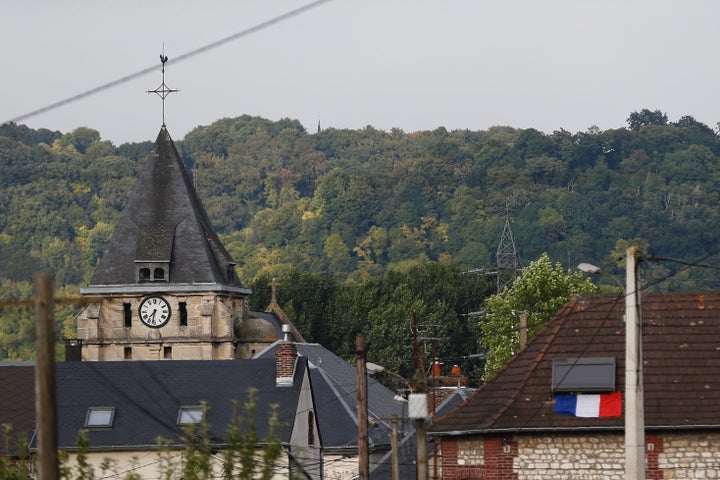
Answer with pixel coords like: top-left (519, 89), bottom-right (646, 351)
top-left (276, 325), bottom-right (297, 386)
top-left (65, 338), bottom-right (83, 362)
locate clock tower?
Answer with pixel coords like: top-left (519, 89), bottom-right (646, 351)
top-left (76, 126), bottom-right (251, 361)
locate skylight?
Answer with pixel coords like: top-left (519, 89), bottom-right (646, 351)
top-left (85, 407), bottom-right (115, 428)
top-left (177, 406), bottom-right (205, 425)
top-left (552, 357), bottom-right (616, 393)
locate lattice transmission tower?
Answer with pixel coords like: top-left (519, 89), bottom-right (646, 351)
top-left (495, 216), bottom-right (521, 293)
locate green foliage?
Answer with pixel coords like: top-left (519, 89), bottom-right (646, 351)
top-left (627, 108), bottom-right (669, 131)
top-left (0, 424), bottom-right (31, 480)
top-left (222, 389), bottom-right (283, 480)
top-left (253, 263), bottom-right (493, 385)
top-left (3, 112), bottom-right (720, 363)
top-left (480, 253), bottom-right (597, 380)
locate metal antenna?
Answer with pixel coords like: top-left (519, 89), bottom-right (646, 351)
top-left (146, 50), bottom-right (179, 126)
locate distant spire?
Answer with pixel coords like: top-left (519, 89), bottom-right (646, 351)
top-left (146, 50), bottom-right (179, 126)
top-left (269, 277), bottom-right (280, 305)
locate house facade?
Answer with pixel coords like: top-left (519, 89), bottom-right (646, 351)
top-left (430, 292), bottom-right (720, 479)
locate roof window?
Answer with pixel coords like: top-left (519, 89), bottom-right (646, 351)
top-left (177, 406), bottom-right (205, 425)
top-left (85, 407), bottom-right (115, 428)
top-left (552, 357), bottom-right (616, 393)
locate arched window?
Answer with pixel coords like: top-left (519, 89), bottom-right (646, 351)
top-left (139, 268), bottom-right (151, 282)
top-left (153, 268), bottom-right (165, 280)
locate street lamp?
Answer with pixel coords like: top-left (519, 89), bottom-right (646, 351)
top-left (577, 262), bottom-right (625, 293)
top-left (366, 362), bottom-right (413, 392)
top-left (578, 247), bottom-right (645, 480)
top-left (366, 362), bottom-right (429, 480)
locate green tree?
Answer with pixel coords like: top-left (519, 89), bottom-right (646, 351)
top-left (627, 108), bottom-right (668, 131)
top-left (480, 253), bottom-right (597, 379)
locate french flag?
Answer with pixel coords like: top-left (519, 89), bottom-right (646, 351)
top-left (554, 391), bottom-right (622, 418)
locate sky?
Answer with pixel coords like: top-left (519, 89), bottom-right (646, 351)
top-left (2, 0), bottom-right (719, 146)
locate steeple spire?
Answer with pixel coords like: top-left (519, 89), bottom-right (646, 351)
top-left (146, 51), bottom-right (179, 126)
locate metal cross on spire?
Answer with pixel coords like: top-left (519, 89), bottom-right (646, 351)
top-left (146, 53), bottom-right (179, 126)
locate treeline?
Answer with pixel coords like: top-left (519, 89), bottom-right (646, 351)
top-left (2, 110), bottom-right (720, 370)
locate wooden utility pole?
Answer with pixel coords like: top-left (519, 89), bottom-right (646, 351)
top-left (390, 415), bottom-right (399, 480)
top-left (35, 272), bottom-right (58, 480)
top-left (356, 333), bottom-right (369, 480)
top-left (519, 312), bottom-right (528, 348)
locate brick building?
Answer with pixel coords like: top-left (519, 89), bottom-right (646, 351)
top-left (429, 292), bottom-right (720, 479)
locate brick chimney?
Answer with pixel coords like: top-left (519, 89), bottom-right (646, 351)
top-left (276, 325), bottom-right (297, 386)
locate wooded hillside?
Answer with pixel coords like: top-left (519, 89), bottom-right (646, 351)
top-left (1, 109), bottom-right (719, 373)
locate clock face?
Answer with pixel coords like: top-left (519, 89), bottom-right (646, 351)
top-left (138, 296), bottom-right (171, 328)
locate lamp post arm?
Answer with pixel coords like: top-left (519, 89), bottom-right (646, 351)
top-left (577, 262), bottom-right (625, 293)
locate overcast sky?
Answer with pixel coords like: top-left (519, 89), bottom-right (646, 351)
top-left (2, 0), bottom-right (718, 145)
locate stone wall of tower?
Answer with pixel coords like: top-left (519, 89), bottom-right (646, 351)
top-left (76, 292), bottom-right (245, 361)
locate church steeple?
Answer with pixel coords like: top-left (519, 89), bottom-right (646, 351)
top-left (76, 56), bottom-right (249, 362)
top-left (85, 126), bottom-right (246, 293)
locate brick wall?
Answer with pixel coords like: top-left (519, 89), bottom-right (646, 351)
top-left (437, 431), bottom-right (720, 480)
top-left (275, 341), bottom-right (297, 385)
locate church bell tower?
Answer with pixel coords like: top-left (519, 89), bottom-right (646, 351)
top-left (76, 56), bottom-right (251, 361)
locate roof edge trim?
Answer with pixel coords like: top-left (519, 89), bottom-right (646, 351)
top-left (81, 284), bottom-right (251, 295)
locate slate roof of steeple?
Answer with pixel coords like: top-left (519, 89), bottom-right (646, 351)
top-left (85, 127), bottom-right (247, 293)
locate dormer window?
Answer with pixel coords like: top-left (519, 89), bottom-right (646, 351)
top-left (136, 261), bottom-right (169, 283)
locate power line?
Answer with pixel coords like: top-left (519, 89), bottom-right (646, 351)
top-left (4, 0), bottom-right (335, 126)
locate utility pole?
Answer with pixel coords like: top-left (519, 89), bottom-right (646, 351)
top-left (409, 316), bottom-right (429, 480)
top-left (35, 273), bottom-right (58, 480)
top-left (519, 311), bottom-right (528, 348)
top-left (390, 415), bottom-right (399, 480)
top-left (625, 247), bottom-right (645, 480)
top-left (356, 333), bottom-right (369, 480)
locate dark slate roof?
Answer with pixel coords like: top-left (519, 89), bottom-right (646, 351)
top-left (255, 342), bottom-right (406, 451)
top-left (369, 388), bottom-right (476, 478)
top-left (434, 387), bottom-right (476, 418)
top-left (369, 418), bottom-right (419, 480)
top-left (0, 364), bottom-right (35, 456)
top-left (88, 127), bottom-right (244, 289)
top-left (46, 359), bottom-right (306, 450)
top-left (430, 292), bottom-right (720, 435)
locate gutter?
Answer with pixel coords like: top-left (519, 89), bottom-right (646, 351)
top-left (81, 283), bottom-right (251, 295)
top-left (429, 424), bottom-right (720, 437)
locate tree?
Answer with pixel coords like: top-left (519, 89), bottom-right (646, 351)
top-left (627, 109), bottom-right (668, 131)
top-left (479, 253), bottom-right (597, 379)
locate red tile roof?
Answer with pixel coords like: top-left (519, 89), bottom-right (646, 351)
top-left (430, 292), bottom-right (720, 435)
